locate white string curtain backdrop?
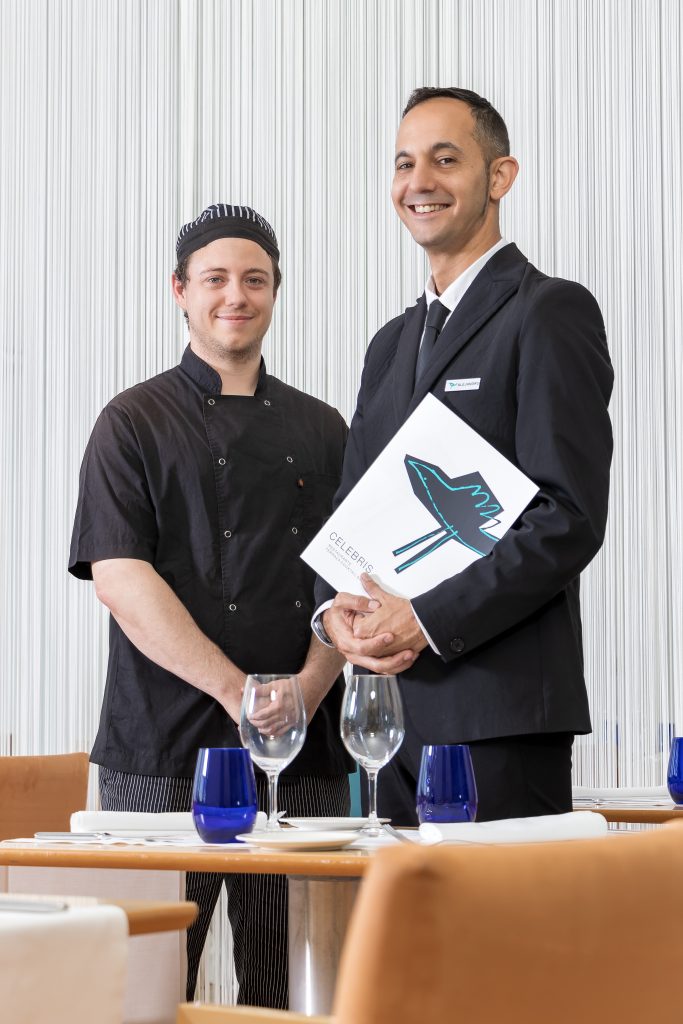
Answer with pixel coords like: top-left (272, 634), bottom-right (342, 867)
top-left (1, 0), bottom-right (681, 791)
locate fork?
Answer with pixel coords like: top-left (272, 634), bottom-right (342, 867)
top-left (382, 823), bottom-right (420, 844)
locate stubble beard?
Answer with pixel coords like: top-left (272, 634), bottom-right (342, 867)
top-left (189, 318), bottom-right (264, 366)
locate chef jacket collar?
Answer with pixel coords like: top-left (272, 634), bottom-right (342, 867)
top-left (180, 344), bottom-right (268, 396)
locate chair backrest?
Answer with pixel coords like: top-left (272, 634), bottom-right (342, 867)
top-left (332, 821), bottom-right (683, 1024)
top-left (0, 752), bottom-right (90, 840)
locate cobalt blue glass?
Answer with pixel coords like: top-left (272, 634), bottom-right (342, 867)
top-left (416, 744), bottom-right (478, 823)
top-left (667, 737), bottom-right (683, 805)
top-left (192, 748), bottom-right (258, 843)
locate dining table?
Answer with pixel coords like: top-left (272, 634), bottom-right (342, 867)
top-left (0, 836), bottom-right (372, 1016)
top-left (0, 890), bottom-right (198, 1024)
top-left (0, 890), bottom-right (198, 934)
top-left (574, 803), bottom-right (683, 824)
top-left (0, 808), bottom-right (670, 1016)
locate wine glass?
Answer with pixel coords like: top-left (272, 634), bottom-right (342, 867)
top-left (239, 673), bottom-right (307, 831)
top-left (340, 674), bottom-right (405, 835)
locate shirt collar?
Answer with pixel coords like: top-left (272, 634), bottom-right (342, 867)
top-left (179, 344), bottom-right (268, 396)
top-left (425, 237), bottom-right (509, 313)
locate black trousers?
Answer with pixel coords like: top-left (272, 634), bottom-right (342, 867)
top-left (99, 767), bottom-right (350, 1008)
top-left (369, 732), bottom-right (574, 825)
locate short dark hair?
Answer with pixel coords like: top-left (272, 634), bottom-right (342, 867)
top-left (402, 87), bottom-right (510, 165)
top-left (174, 252), bottom-right (282, 323)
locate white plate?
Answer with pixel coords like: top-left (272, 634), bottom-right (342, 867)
top-left (235, 830), bottom-right (359, 851)
top-left (282, 817), bottom-right (389, 832)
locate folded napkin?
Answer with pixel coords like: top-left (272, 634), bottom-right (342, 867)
top-left (419, 810), bottom-right (608, 846)
top-left (0, 903), bottom-right (127, 1024)
top-left (71, 810), bottom-right (197, 833)
top-left (572, 785), bottom-right (672, 804)
top-left (68, 809), bottom-right (268, 844)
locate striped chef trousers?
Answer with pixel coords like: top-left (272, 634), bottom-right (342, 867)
top-left (99, 766), bottom-right (350, 1008)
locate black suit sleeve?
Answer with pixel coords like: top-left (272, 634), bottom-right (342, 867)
top-left (411, 279), bottom-right (614, 662)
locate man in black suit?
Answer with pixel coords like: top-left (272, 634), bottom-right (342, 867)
top-left (313, 87), bottom-right (613, 824)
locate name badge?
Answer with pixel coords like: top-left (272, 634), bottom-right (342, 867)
top-left (445, 378), bottom-right (481, 392)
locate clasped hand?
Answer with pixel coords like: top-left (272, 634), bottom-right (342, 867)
top-left (247, 677), bottom-right (300, 738)
top-left (322, 573), bottom-right (427, 674)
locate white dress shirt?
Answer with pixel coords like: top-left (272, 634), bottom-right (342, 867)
top-left (422, 236), bottom-right (509, 336)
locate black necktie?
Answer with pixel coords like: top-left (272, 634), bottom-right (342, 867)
top-left (414, 299), bottom-right (449, 385)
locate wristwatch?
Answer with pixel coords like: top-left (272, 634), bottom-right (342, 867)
top-left (311, 611), bottom-right (335, 648)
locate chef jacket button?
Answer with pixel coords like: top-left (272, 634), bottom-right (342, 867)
top-left (264, 400), bottom-right (271, 406)
top-left (286, 456), bottom-right (294, 463)
top-left (218, 458), bottom-right (226, 466)
top-left (207, 398), bottom-right (216, 406)
top-left (291, 527), bottom-right (298, 535)
top-left (229, 603), bottom-right (237, 611)
top-left (295, 600), bottom-right (302, 608)
top-left (450, 638), bottom-right (465, 655)
top-left (224, 530), bottom-right (232, 539)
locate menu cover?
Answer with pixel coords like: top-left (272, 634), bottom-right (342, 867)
top-left (301, 394), bottom-right (538, 599)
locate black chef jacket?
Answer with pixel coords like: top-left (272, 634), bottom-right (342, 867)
top-left (69, 346), bottom-right (353, 779)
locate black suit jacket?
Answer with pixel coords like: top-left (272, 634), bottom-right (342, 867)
top-left (316, 244), bottom-right (614, 750)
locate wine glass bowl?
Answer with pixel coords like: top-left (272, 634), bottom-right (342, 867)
top-left (340, 674), bottom-right (405, 834)
top-left (240, 673), bottom-right (307, 830)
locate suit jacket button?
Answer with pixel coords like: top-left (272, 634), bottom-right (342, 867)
top-left (450, 638), bottom-right (465, 654)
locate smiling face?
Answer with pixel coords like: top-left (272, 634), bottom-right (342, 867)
top-left (391, 98), bottom-right (517, 272)
top-left (171, 236), bottom-right (276, 366)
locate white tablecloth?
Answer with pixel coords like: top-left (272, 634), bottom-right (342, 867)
top-left (0, 898), bottom-right (128, 1024)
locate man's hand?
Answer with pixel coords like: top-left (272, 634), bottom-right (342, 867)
top-left (246, 677), bottom-right (300, 738)
top-left (351, 574), bottom-right (429, 655)
top-left (322, 582), bottom-right (421, 674)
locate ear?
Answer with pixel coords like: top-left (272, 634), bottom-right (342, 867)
top-left (171, 272), bottom-right (187, 311)
top-left (489, 155), bottom-right (519, 201)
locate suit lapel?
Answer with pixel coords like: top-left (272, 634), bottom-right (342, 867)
top-left (408, 244), bottom-right (528, 414)
top-left (391, 294), bottom-right (427, 424)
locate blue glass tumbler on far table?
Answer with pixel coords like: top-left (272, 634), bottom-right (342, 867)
top-left (667, 737), bottom-right (683, 805)
top-left (416, 743), bottom-right (478, 823)
top-left (192, 747), bottom-right (258, 843)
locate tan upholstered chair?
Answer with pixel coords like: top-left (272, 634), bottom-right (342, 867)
top-left (178, 820), bottom-right (683, 1024)
top-left (0, 752), bottom-right (89, 840)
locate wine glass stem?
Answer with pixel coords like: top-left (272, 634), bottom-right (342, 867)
top-left (366, 768), bottom-right (379, 824)
top-left (266, 771), bottom-right (280, 830)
